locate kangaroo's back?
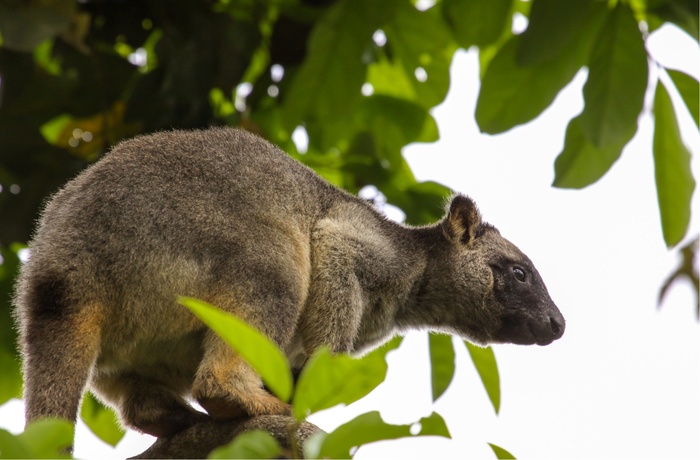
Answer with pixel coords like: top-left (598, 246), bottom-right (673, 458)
top-left (14, 128), bottom-right (343, 435)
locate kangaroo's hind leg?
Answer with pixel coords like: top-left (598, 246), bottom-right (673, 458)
top-left (191, 281), bottom-right (306, 420)
top-left (91, 372), bottom-right (209, 438)
top-left (193, 330), bottom-right (292, 420)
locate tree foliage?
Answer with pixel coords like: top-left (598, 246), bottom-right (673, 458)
top-left (180, 299), bottom-right (452, 459)
top-left (0, 0), bottom-right (697, 457)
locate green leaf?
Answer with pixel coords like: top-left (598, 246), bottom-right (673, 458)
top-left (0, 245), bottom-right (22, 405)
top-left (0, 1), bottom-right (75, 52)
top-left (283, 0), bottom-right (398, 127)
top-left (657, 237), bottom-right (700, 315)
top-left (552, 114), bottom-right (632, 189)
top-left (367, 57), bottom-right (421, 103)
top-left (356, 95), bottom-right (434, 164)
top-left (647, 0), bottom-right (699, 42)
top-left (475, 0), bottom-right (534, 78)
top-left (208, 430), bottom-right (282, 459)
top-left (579, 3), bottom-right (648, 148)
top-left (292, 337), bottom-right (401, 420)
top-left (416, 112), bottom-right (439, 143)
top-left (0, 351), bottom-right (21, 405)
top-left (475, 37), bottom-right (577, 134)
top-left (475, 4), bottom-right (603, 136)
top-left (22, 420), bottom-right (74, 459)
top-left (465, 342), bottom-right (500, 414)
top-left (0, 419), bottom-right (74, 459)
top-left (428, 333), bottom-right (456, 402)
top-left (315, 411), bottom-right (451, 459)
top-left (0, 429), bottom-right (31, 459)
top-left (653, 81), bottom-right (696, 248)
top-left (516, 0), bottom-right (596, 65)
top-left (666, 68), bottom-right (699, 128)
top-left (343, 96), bottom-right (439, 196)
top-left (302, 431), bottom-right (327, 460)
top-left (33, 40), bottom-right (62, 76)
top-left (488, 442), bottom-right (517, 459)
top-left (0, 246), bottom-right (21, 345)
top-left (383, 180), bottom-right (452, 226)
top-left (179, 297), bottom-right (293, 402)
top-left (79, 393), bottom-right (125, 447)
top-left (442, 0), bottom-right (512, 48)
top-left (342, 131), bottom-right (390, 189)
top-left (367, 8), bottom-right (456, 109)
top-left (383, 2), bottom-right (454, 109)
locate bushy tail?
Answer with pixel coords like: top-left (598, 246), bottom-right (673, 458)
top-left (16, 274), bottom-right (101, 427)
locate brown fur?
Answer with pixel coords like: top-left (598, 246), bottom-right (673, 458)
top-left (14, 127), bottom-right (564, 441)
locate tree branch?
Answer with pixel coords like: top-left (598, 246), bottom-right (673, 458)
top-left (130, 415), bottom-right (323, 459)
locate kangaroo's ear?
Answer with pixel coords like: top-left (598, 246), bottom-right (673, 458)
top-left (443, 194), bottom-right (482, 246)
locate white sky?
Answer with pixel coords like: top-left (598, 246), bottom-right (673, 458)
top-left (1, 24), bottom-right (698, 460)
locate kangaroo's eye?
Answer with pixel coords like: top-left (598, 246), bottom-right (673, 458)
top-left (512, 267), bottom-right (526, 282)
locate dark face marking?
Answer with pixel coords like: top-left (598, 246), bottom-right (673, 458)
top-left (489, 254), bottom-right (565, 345)
top-left (464, 228), bottom-right (565, 346)
top-left (438, 195), bottom-right (564, 347)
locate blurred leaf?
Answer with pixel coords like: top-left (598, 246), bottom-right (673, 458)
top-left (0, 245), bottom-right (20, 350)
top-left (429, 333), bottom-right (456, 402)
top-left (51, 42), bottom-right (137, 119)
top-left (416, 111), bottom-right (440, 143)
top-left (40, 103), bottom-right (139, 161)
top-left (179, 297), bottom-right (293, 402)
top-left (489, 442), bottom-right (517, 459)
top-left (301, 431), bottom-right (327, 460)
top-left (342, 131), bottom-right (391, 191)
top-left (516, 0), bottom-right (595, 65)
top-left (33, 41), bottom-right (62, 75)
top-left (666, 68), bottom-right (699, 128)
top-left (0, 245), bottom-right (22, 404)
top-left (658, 237), bottom-right (699, 319)
top-left (356, 95), bottom-right (434, 164)
top-left (475, 0), bottom-right (533, 78)
top-left (313, 411), bottom-right (451, 459)
top-left (552, 114), bottom-right (631, 188)
top-left (384, 179), bottom-right (452, 226)
top-left (0, 0), bottom-right (76, 52)
top-left (367, 56), bottom-right (421, 102)
top-left (209, 88), bottom-right (236, 119)
top-left (293, 337), bottom-right (401, 420)
top-left (0, 429), bottom-right (31, 459)
top-left (23, 419), bottom-right (73, 459)
top-left (283, 0), bottom-right (398, 128)
top-left (0, 419), bottom-right (74, 459)
top-left (579, 3), bottom-right (648, 148)
top-left (79, 393), bottom-right (125, 447)
top-left (465, 342), bottom-right (500, 414)
top-left (383, 2), bottom-right (453, 109)
top-left (39, 115), bottom-right (73, 145)
top-left (209, 430), bottom-right (281, 459)
top-left (442, 0), bottom-right (512, 48)
top-left (0, 351), bottom-right (22, 405)
top-left (652, 81), bottom-right (696, 248)
top-left (647, 0), bottom-right (699, 41)
top-left (124, 7), bottom-right (259, 131)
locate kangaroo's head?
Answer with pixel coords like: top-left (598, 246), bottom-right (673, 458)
top-left (428, 194), bottom-right (565, 346)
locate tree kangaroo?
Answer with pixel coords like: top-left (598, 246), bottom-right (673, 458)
top-left (15, 127), bottom-right (564, 439)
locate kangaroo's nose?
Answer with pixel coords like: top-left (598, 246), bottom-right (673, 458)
top-left (548, 308), bottom-right (565, 340)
